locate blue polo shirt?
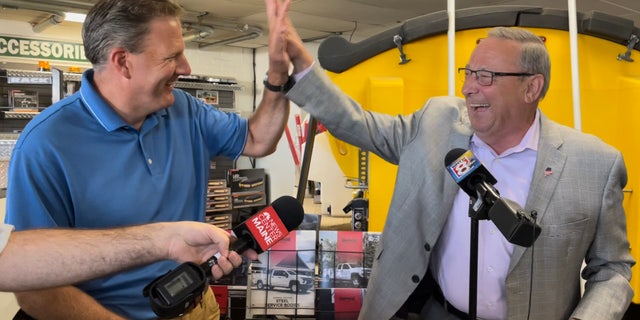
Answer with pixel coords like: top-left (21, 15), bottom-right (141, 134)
top-left (5, 69), bottom-right (247, 319)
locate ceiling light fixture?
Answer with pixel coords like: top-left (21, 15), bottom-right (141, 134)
top-left (31, 12), bottom-right (85, 33)
top-left (64, 12), bottom-right (86, 23)
top-left (32, 14), bottom-right (63, 33)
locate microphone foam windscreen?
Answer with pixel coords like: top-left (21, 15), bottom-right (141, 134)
top-left (444, 148), bottom-right (467, 167)
top-left (270, 195), bottom-right (305, 231)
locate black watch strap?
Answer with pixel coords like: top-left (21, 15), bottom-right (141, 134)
top-left (263, 73), bottom-right (295, 92)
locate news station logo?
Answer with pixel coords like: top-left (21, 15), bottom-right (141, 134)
top-left (246, 208), bottom-right (288, 251)
top-left (446, 150), bottom-right (480, 183)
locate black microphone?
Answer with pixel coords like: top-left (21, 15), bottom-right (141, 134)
top-left (200, 195), bottom-right (304, 274)
top-left (444, 148), bottom-right (541, 247)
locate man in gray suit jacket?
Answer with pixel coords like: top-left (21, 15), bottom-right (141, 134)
top-left (266, 1), bottom-right (634, 319)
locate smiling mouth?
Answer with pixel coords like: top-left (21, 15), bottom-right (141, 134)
top-left (469, 103), bottom-right (490, 110)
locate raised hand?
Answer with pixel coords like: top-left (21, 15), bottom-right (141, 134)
top-left (265, 0), bottom-right (314, 75)
top-left (265, 0), bottom-right (292, 82)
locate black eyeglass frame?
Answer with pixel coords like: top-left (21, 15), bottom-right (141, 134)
top-left (458, 67), bottom-right (535, 86)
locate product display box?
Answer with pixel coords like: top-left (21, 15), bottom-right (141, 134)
top-left (9, 89), bottom-right (39, 111)
top-left (314, 231), bottom-right (380, 319)
top-left (211, 263), bottom-right (250, 320)
top-left (206, 179), bottom-right (232, 213)
top-left (211, 285), bottom-right (229, 316)
top-left (316, 287), bottom-right (367, 320)
top-left (196, 89), bottom-right (219, 105)
top-left (246, 229), bottom-right (317, 318)
top-left (228, 168), bottom-right (267, 209)
top-left (318, 231), bottom-right (381, 289)
top-left (204, 212), bottom-right (232, 229)
top-left (228, 168), bottom-right (266, 192)
top-left (205, 178), bottom-right (232, 229)
top-left (210, 286), bottom-right (248, 320)
top-left (231, 191), bottom-right (266, 208)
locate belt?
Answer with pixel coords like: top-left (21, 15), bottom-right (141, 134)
top-left (432, 283), bottom-right (469, 320)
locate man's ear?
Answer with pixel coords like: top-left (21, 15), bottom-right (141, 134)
top-left (109, 48), bottom-right (132, 79)
top-left (524, 74), bottom-right (544, 103)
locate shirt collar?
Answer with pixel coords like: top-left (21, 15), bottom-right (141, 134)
top-left (471, 109), bottom-right (540, 157)
top-left (79, 69), bottom-right (166, 132)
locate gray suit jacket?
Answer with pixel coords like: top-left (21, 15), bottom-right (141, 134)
top-left (287, 64), bottom-right (634, 320)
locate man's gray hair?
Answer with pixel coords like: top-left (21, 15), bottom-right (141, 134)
top-left (82, 0), bottom-right (184, 69)
top-left (487, 27), bottom-right (551, 99)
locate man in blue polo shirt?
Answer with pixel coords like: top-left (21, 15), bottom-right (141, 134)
top-left (4, 0), bottom-right (293, 319)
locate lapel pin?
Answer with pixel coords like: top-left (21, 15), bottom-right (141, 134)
top-left (544, 167), bottom-right (553, 177)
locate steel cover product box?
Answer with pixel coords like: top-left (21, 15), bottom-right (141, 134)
top-left (316, 287), bottom-right (366, 320)
top-left (206, 179), bottom-right (232, 213)
top-left (205, 213), bottom-right (232, 230)
top-left (246, 230), bottom-right (317, 318)
top-left (228, 168), bottom-right (266, 193)
top-left (318, 231), bottom-right (381, 289)
top-left (231, 192), bottom-right (266, 208)
top-left (228, 168), bottom-right (267, 208)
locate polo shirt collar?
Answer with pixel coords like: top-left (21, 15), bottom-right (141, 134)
top-left (79, 69), bottom-right (167, 132)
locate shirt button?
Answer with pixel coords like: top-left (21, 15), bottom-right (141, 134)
top-left (148, 158), bottom-right (153, 165)
top-left (411, 275), bottom-right (420, 283)
top-left (487, 266), bottom-right (494, 272)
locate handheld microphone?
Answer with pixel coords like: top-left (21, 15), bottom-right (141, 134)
top-left (444, 148), bottom-right (541, 247)
top-left (145, 195), bottom-right (304, 318)
top-left (200, 195), bottom-right (305, 274)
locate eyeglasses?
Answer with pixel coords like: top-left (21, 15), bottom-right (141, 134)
top-left (458, 68), bottom-right (535, 86)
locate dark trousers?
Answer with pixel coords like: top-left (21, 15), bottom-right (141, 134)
top-left (393, 268), bottom-right (468, 320)
top-left (393, 269), bottom-right (435, 319)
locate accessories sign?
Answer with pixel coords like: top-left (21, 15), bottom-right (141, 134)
top-left (0, 35), bottom-right (87, 63)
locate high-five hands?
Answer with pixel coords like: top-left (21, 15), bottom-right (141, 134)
top-left (265, 0), bottom-right (314, 75)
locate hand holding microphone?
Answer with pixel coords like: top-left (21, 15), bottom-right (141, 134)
top-left (200, 195), bottom-right (305, 275)
top-left (144, 195), bottom-right (305, 318)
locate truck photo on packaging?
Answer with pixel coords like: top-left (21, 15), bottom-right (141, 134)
top-left (318, 231), bottom-right (379, 289)
top-left (246, 229), bottom-right (317, 318)
top-left (316, 231), bottom-right (380, 319)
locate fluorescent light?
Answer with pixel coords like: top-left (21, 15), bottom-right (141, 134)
top-left (64, 12), bottom-right (86, 23)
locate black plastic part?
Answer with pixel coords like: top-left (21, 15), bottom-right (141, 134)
top-left (318, 5), bottom-right (640, 73)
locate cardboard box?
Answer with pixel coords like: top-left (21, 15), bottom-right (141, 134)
top-left (9, 89), bottom-right (39, 111)
top-left (228, 168), bottom-right (267, 208)
top-left (228, 168), bottom-right (266, 193)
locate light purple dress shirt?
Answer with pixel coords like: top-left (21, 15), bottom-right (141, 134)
top-left (431, 111), bottom-right (541, 320)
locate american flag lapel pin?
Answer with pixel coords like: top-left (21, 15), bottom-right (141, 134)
top-left (544, 167), bottom-right (553, 177)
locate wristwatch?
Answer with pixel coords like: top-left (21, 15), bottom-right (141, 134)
top-left (263, 72), bottom-right (295, 93)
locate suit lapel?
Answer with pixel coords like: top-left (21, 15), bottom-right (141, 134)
top-left (509, 115), bottom-right (567, 271)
